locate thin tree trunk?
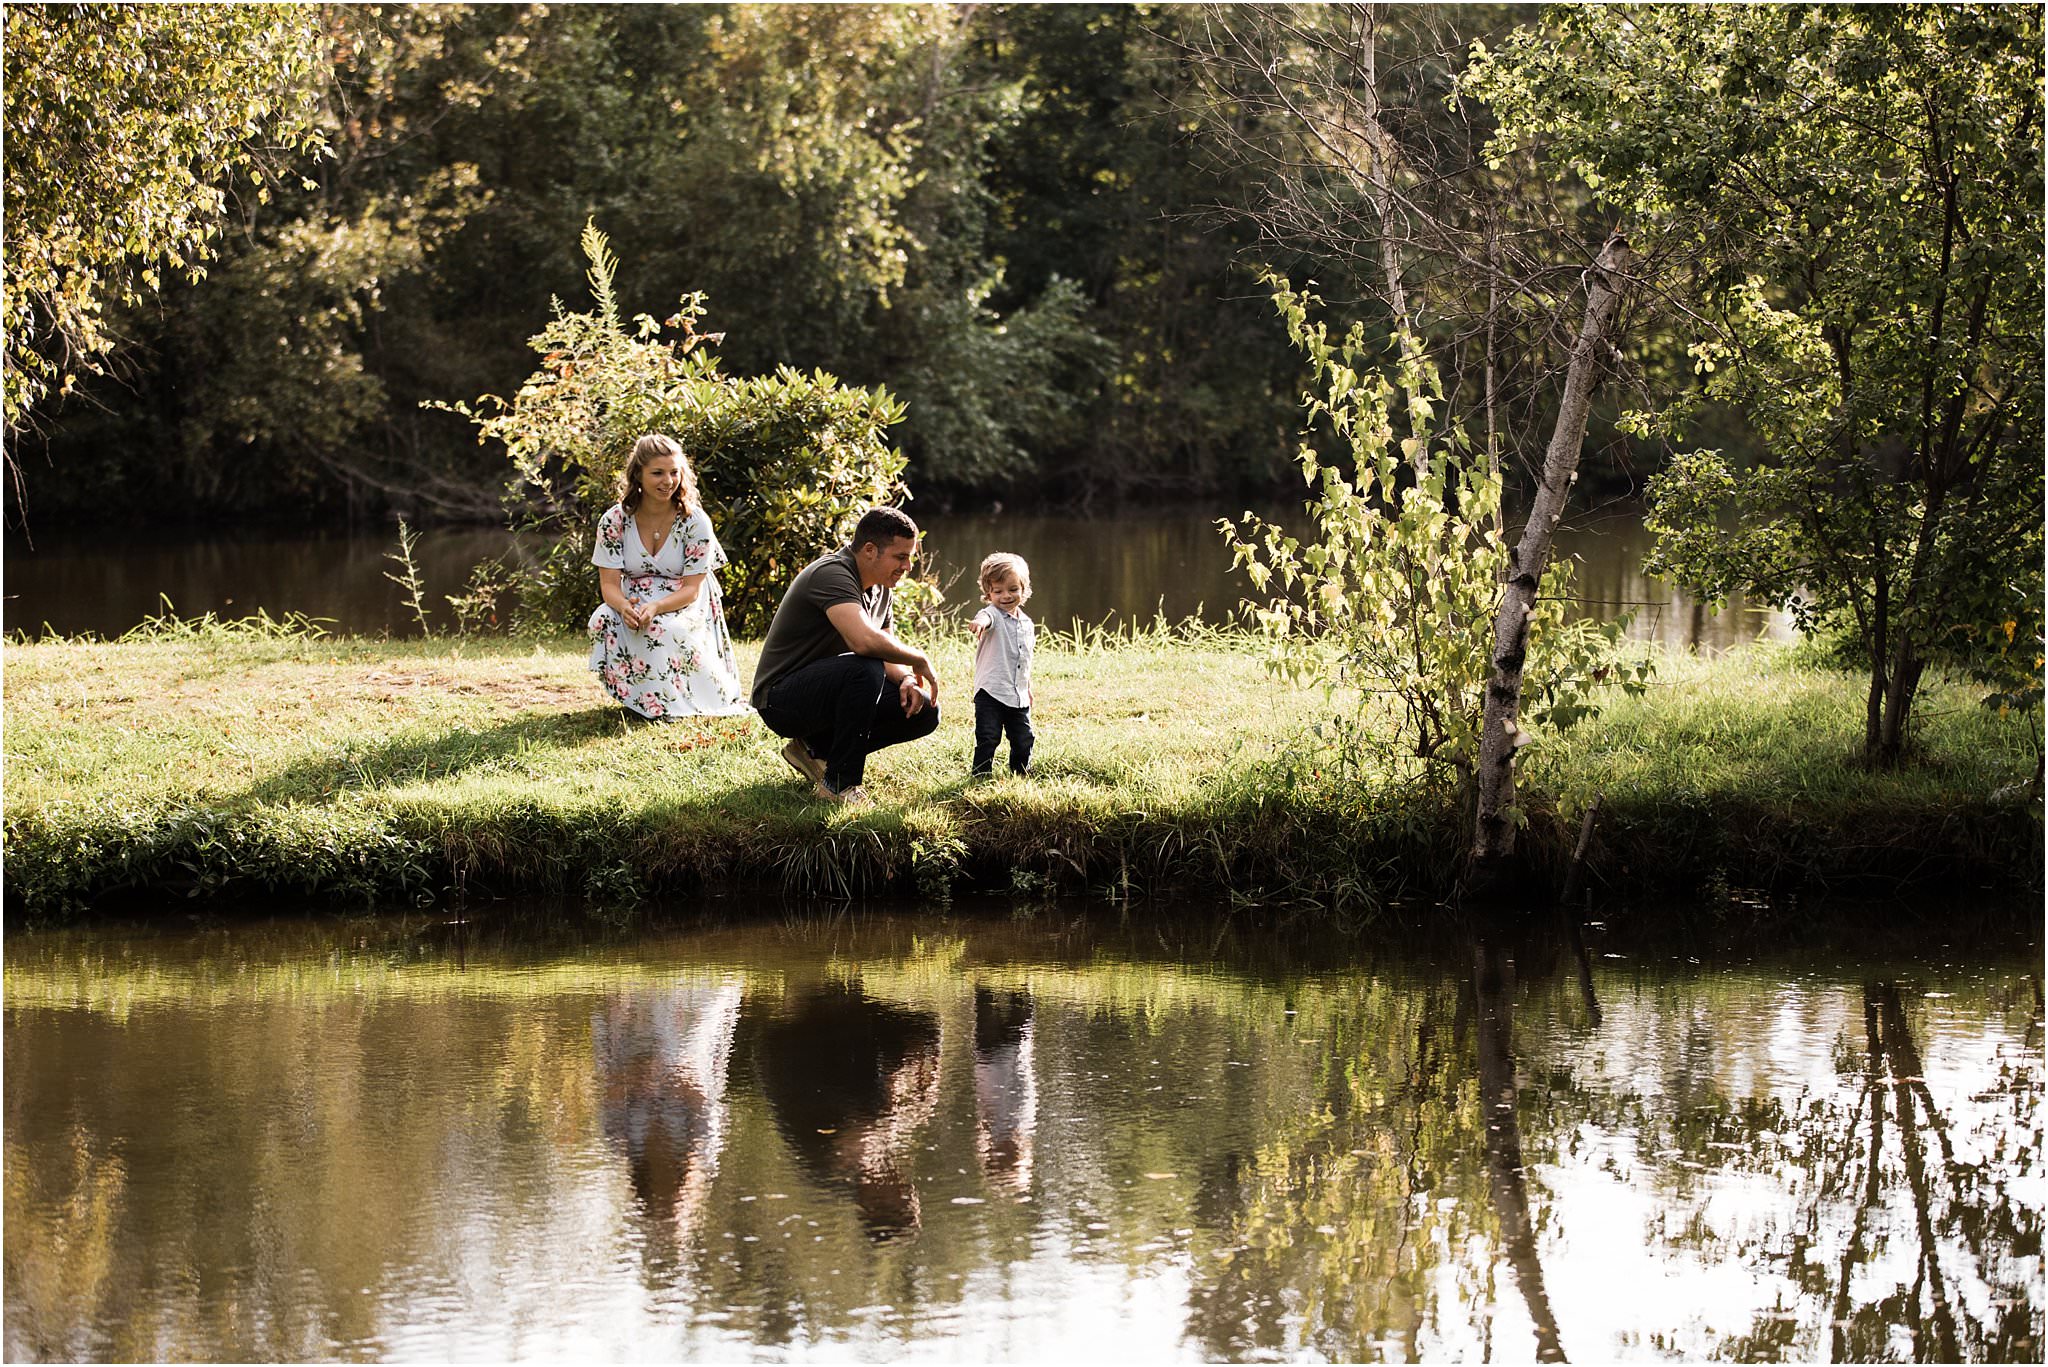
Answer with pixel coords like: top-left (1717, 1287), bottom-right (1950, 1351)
top-left (1865, 640), bottom-right (1889, 759)
top-left (1343, 4), bottom-right (1426, 481)
top-left (1468, 235), bottom-right (1632, 876)
top-left (1878, 652), bottom-right (1927, 763)
top-left (1875, 492), bottom-right (1947, 765)
top-left (1872, 266), bottom-right (1985, 766)
top-left (1485, 214), bottom-right (1503, 537)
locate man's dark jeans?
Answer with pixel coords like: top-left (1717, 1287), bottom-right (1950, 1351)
top-left (756, 654), bottom-right (939, 792)
top-left (972, 689), bottom-right (1034, 777)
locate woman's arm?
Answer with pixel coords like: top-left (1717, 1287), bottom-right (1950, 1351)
top-left (599, 566), bottom-right (631, 616)
top-left (602, 567), bottom-right (659, 633)
top-left (647, 574), bottom-right (706, 615)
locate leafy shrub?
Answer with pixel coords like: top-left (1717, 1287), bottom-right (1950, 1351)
top-left (438, 222), bottom-right (909, 636)
top-left (1222, 279), bottom-right (1646, 793)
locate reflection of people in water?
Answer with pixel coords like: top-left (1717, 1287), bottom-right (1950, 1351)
top-left (756, 982), bottom-right (941, 1242)
top-left (974, 985), bottom-right (1036, 1196)
top-left (593, 980), bottom-right (743, 1246)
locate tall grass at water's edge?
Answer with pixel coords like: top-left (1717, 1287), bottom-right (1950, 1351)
top-left (3, 617), bottom-right (2039, 922)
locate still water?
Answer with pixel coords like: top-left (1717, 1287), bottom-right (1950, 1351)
top-left (5, 907), bottom-right (2039, 1362)
top-left (2, 504), bottom-right (1789, 651)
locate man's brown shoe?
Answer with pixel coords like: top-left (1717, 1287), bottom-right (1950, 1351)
top-left (781, 737), bottom-right (827, 786)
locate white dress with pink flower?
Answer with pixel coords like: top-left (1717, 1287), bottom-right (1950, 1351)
top-left (588, 503), bottom-right (750, 719)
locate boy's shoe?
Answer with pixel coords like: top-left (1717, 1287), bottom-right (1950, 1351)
top-left (781, 737), bottom-right (827, 786)
top-left (814, 780), bottom-right (873, 808)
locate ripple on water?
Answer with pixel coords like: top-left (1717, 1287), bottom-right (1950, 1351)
top-left (2, 910), bottom-right (2039, 1362)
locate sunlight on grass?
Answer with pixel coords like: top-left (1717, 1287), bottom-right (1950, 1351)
top-left (4, 626), bottom-right (2038, 917)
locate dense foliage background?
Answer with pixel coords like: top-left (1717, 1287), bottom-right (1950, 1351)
top-left (9, 2), bottom-right (1663, 528)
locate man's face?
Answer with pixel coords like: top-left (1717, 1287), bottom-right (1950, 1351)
top-left (858, 535), bottom-right (917, 589)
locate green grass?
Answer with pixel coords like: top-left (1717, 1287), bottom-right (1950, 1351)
top-left (1521, 645), bottom-right (2041, 899)
top-left (3, 618), bottom-right (2038, 921)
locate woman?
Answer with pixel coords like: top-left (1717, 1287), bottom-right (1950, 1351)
top-left (588, 434), bottom-right (750, 719)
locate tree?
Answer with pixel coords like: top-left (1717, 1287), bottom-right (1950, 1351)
top-left (1173, 4), bottom-right (1628, 500)
top-left (1472, 4), bottom-right (2046, 765)
top-left (14, 4), bottom-right (1135, 520)
top-left (1, 2), bottom-right (327, 434)
top-left (1469, 235), bottom-right (1636, 872)
top-left (1222, 279), bottom-right (1638, 802)
top-left (1196, 4), bottom-right (1651, 881)
top-left (978, 4), bottom-right (1309, 503)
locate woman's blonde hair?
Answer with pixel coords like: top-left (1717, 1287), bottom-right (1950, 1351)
top-left (620, 433), bottom-right (700, 514)
top-left (978, 551), bottom-right (1032, 603)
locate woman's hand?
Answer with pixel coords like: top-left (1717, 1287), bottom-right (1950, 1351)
top-left (630, 576), bottom-right (707, 629)
top-left (599, 566), bottom-right (642, 630)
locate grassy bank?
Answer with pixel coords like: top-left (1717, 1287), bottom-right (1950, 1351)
top-left (3, 620), bottom-right (2039, 922)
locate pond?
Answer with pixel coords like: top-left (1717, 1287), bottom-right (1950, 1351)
top-left (2, 503), bottom-right (1790, 651)
top-left (5, 904), bottom-right (2038, 1362)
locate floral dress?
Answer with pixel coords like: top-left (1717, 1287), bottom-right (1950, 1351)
top-left (588, 503), bottom-right (750, 718)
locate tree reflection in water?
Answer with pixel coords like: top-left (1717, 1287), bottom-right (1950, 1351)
top-left (1473, 939), bottom-right (1569, 1362)
top-left (1710, 977), bottom-right (2045, 1363)
top-left (3, 914), bottom-right (2038, 1361)
top-left (755, 981), bottom-right (942, 1242)
top-left (1174, 917), bottom-right (1603, 1362)
top-left (1172, 914), bottom-right (2042, 1363)
top-left (1546, 954), bottom-right (2043, 1362)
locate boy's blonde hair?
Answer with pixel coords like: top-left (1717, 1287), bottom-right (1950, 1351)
top-left (978, 551), bottom-right (1032, 602)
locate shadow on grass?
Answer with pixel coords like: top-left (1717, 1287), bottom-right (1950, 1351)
top-left (232, 706), bottom-right (657, 808)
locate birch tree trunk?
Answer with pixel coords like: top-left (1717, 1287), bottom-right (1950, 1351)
top-left (1469, 233), bottom-right (1632, 874)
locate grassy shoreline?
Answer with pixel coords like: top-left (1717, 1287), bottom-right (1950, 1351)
top-left (3, 623), bottom-right (2039, 923)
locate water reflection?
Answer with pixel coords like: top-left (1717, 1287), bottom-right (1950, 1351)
top-left (1471, 940), bottom-right (1568, 1362)
top-left (755, 982), bottom-right (943, 1243)
top-left (973, 986), bottom-right (1037, 1197)
top-left (1792, 978), bottom-right (2042, 1363)
top-left (593, 981), bottom-right (742, 1256)
top-left (2, 910), bottom-right (2038, 1362)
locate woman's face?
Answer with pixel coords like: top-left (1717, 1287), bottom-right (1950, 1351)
top-left (639, 454), bottom-right (682, 506)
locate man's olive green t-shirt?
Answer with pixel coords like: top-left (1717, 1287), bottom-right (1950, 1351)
top-left (750, 547), bottom-right (894, 707)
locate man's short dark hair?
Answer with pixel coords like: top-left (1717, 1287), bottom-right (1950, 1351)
top-left (853, 506), bottom-right (918, 551)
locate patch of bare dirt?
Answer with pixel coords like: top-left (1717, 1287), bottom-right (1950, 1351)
top-left (342, 666), bottom-right (592, 709)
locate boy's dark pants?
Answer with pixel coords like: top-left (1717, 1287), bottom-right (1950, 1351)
top-left (757, 654), bottom-right (940, 791)
top-left (972, 689), bottom-right (1034, 777)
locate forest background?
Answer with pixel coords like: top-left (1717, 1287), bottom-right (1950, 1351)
top-left (6, 1), bottom-right (1723, 528)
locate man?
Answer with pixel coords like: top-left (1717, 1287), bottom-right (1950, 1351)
top-left (751, 507), bottom-right (941, 805)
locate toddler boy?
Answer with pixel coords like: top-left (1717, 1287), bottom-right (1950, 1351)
top-left (970, 552), bottom-right (1035, 778)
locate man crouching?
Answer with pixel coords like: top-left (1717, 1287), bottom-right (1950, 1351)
top-left (751, 507), bottom-right (941, 806)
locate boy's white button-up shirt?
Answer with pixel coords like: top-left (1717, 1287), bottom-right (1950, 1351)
top-left (972, 605), bottom-right (1034, 708)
